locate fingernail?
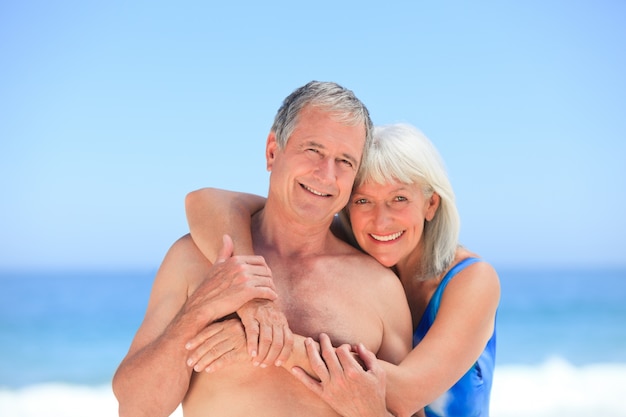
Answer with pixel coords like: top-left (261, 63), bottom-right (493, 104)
top-left (185, 343), bottom-right (192, 350)
top-left (251, 350), bottom-right (257, 357)
top-left (275, 360), bottom-right (282, 367)
top-left (260, 363), bottom-right (268, 368)
top-left (187, 359), bottom-right (193, 367)
top-left (253, 361), bottom-right (260, 367)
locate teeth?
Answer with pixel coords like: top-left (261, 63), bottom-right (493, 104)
top-left (302, 184), bottom-right (330, 197)
top-left (370, 231), bottom-right (403, 242)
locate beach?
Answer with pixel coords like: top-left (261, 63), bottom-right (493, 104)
top-left (1, 268), bottom-right (625, 416)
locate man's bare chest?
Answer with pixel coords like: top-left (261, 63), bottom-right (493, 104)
top-left (269, 261), bottom-right (383, 350)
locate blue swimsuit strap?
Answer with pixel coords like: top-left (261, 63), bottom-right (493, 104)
top-left (432, 257), bottom-right (482, 304)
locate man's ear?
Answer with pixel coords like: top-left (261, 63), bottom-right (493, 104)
top-left (266, 132), bottom-right (278, 171)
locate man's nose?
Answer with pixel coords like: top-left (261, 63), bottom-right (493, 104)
top-left (313, 158), bottom-right (336, 182)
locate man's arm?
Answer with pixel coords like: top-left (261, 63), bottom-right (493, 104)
top-left (112, 234), bottom-right (277, 417)
top-left (186, 317), bottom-right (321, 378)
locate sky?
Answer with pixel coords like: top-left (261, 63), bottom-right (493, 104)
top-left (1, 1), bottom-right (625, 271)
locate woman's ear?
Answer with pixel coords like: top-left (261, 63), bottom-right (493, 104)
top-left (266, 132), bottom-right (277, 171)
top-left (425, 192), bottom-right (441, 222)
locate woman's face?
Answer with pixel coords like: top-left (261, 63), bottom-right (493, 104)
top-left (348, 179), bottom-right (439, 268)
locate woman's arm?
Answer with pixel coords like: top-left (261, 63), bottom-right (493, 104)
top-left (292, 258), bottom-right (499, 417)
top-left (186, 188), bottom-right (358, 258)
top-left (384, 259), bottom-right (500, 416)
top-left (112, 235), bottom-right (278, 416)
top-left (185, 187), bottom-right (266, 261)
top-left (185, 188), bottom-right (292, 367)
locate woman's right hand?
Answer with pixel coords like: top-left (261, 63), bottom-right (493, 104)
top-left (237, 299), bottom-right (294, 368)
top-left (183, 234), bottom-right (277, 324)
top-left (186, 234), bottom-right (293, 370)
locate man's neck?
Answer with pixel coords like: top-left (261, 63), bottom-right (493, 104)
top-left (251, 208), bottom-right (335, 258)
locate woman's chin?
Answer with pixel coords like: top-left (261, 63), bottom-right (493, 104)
top-left (370, 253), bottom-right (398, 268)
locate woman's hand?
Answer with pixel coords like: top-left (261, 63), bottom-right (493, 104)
top-left (237, 299), bottom-right (294, 368)
top-left (292, 333), bottom-right (390, 417)
top-left (183, 235), bottom-right (278, 324)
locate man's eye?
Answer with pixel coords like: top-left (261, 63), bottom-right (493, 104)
top-left (394, 196), bottom-right (408, 202)
top-left (354, 198), bottom-right (368, 205)
top-left (340, 159), bottom-right (353, 168)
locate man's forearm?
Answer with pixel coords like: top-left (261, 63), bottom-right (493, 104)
top-left (113, 316), bottom-right (200, 417)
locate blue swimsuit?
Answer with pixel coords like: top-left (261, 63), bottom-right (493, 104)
top-left (413, 258), bottom-right (496, 417)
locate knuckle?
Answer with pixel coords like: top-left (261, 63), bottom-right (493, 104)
top-left (259, 333), bottom-right (273, 344)
top-left (270, 338), bottom-right (284, 349)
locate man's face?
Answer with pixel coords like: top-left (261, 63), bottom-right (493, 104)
top-left (266, 105), bottom-right (366, 226)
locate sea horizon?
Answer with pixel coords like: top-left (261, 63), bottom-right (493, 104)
top-left (1, 266), bottom-right (625, 416)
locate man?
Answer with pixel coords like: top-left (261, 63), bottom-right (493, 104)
top-left (112, 81), bottom-right (412, 417)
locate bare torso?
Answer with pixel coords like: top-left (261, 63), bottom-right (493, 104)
top-left (182, 238), bottom-right (405, 416)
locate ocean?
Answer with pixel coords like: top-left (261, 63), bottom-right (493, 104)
top-left (1, 267), bottom-right (625, 416)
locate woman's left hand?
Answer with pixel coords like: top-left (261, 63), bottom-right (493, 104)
top-left (291, 333), bottom-right (390, 417)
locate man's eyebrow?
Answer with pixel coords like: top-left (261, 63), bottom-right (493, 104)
top-left (304, 140), bottom-right (359, 167)
top-left (340, 152), bottom-right (359, 167)
top-left (304, 140), bottom-right (324, 149)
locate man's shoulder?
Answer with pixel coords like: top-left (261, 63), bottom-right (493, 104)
top-left (331, 243), bottom-right (396, 279)
top-left (172, 232), bottom-right (213, 252)
top-left (162, 233), bottom-right (211, 270)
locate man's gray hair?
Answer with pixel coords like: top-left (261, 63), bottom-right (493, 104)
top-left (271, 81), bottom-right (373, 163)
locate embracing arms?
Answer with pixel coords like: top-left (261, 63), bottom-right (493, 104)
top-left (185, 187), bottom-right (500, 417)
top-left (185, 187), bottom-right (414, 417)
top-left (186, 188), bottom-right (295, 367)
top-left (292, 257), bottom-right (499, 417)
top-left (384, 257), bottom-right (500, 415)
top-left (112, 234), bottom-right (277, 417)
top-left (186, 188), bottom-right (265, 261)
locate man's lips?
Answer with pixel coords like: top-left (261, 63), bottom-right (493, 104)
top-left (300, 183), bottom-right (331, 197)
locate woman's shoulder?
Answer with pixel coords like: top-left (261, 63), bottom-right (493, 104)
top-left (447, 248), bottom-right (500, 294)
top-left (454, 247), bottom-right (497, 274)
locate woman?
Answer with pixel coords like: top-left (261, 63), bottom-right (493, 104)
top-left (186, 123), bottom-right (500, 417)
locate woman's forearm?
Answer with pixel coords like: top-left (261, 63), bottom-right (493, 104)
top-left (185, 187), bottom-right (266, 262)
top-left (282, 334), bottom-right (320, 379)
top-left (380, 359), bottom-right (425, 417)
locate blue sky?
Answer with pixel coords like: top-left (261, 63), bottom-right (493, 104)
top-left (1, 1), bottom-right (625, 271)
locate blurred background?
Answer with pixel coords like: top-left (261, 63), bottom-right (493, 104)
top-left (1, 1), bottom-right (625, 416)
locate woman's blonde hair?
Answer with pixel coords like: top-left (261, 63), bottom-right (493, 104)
top-left (348, 123), bottom-right (460, 279)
